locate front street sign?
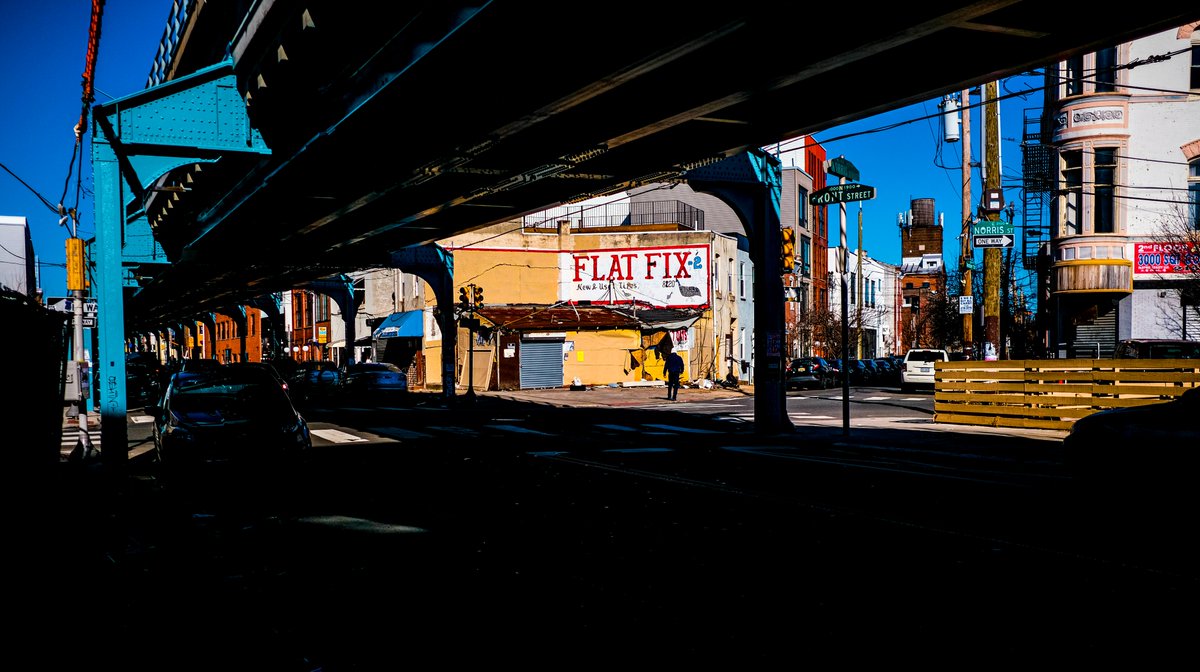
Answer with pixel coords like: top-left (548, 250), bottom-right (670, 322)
top-left (809, 183), bottom-right (877, 205)
top-left (973, 234), bottom-right (1014, 248)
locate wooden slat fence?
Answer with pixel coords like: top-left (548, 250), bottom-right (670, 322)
top-left (934, 359), bottom-right (1200, 431)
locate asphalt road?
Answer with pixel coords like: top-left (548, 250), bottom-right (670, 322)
top-left (25, 389), bottom-right (1193, 670)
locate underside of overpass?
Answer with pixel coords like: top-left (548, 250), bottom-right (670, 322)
top-left (88, 0), bottom-right (1200, 456)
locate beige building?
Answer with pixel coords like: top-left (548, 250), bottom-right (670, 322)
top-left (425, 203), bottom-right (750, 391)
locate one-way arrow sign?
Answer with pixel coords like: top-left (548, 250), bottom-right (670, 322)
top-left (973, 234), bottom-right (1014, 248)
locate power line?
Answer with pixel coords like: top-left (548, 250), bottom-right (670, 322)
top-left (0, 160), bottom-right (60, 214)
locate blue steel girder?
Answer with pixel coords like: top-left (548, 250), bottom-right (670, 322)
top-left (94, 59), bottom-right (268, 228)
top-left (388, 244), bottom-right (455, 401)
top-left (301, 275), bottom-right (356, 360)
top-left (247, 294), bottom-right (286, 360)
top-left (686, 150), bottom-right (788, 435)
top-left (91, 59), bottom-right (271, 468)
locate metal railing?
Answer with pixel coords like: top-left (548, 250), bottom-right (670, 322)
top-left (523, 200), bottom-right (705, 231)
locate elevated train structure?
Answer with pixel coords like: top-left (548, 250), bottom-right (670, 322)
top-left (89, 0), bottom-right (1200, 461)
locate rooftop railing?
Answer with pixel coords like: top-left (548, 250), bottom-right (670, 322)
top-left (522, 200), bottom-right (705, 232)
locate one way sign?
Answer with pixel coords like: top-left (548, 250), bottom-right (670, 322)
top-left (973, 234), bottom-right (1013, 248)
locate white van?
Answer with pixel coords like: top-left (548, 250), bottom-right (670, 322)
top-left (899, 348), bottom-right (949, 392)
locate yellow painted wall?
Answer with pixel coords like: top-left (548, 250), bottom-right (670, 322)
top-left (562, 329), bottom-right (642, 386)
top-left (451, 248), bottom-right (560, 305)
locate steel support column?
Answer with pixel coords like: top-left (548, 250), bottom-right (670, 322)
top-left (687, 150), bottom-right (790, 435)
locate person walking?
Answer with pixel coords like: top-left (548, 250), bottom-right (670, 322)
top-left (665, 349), bottom-right (685, 401)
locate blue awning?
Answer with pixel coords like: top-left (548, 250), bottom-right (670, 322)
top-left (372, 310), bottom-right (423, 339)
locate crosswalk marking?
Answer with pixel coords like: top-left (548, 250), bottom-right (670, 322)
top-left (367, 427), bottom-right (433, 440)
top-left (61, 428), bottom-right (100, 446)
top-left (311, 428), bottom-right (367, 443)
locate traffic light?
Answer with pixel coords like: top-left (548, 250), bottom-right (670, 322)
top-left (458, 286), bottom-right (469, 307)
top-left (780, 227), bottom-right (795, 274)
top-left (473, 285), bottom-right (484, 306)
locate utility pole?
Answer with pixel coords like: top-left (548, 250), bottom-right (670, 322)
top-left (856, 203), bottom-right (864, 360)
top-left (983, 80), bottom-right (1001, 361)
top-left (960, 87), bottom-right (974, 359)
top-left (65, 210), bottom-right (95, 461)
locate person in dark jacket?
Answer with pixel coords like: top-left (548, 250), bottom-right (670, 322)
top-left (664, 350), bottom-right (685, 401)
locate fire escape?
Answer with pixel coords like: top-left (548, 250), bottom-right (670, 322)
top-left (1021, 106), bottom-right (1056, 353)
top-left (1020, 107), bottom-right (1054, 271)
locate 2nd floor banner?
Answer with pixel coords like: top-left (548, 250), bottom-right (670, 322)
top-left (1133, 242), bottom-right (1198, 276)
top-left (560, 244), bottom-right (710, 308)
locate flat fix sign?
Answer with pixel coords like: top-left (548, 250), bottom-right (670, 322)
top-left (561, 244), bottom-right (709, 308)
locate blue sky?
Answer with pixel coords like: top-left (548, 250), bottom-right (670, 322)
top-left (0, 0), bottom-right (169, 297)
top-left (798, 74), bottom-right (1044, 271)
top-left (1, 1), bottom-right (1045, 298)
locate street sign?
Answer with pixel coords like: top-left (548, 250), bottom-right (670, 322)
top-left (973, 221), bottom-right (1013, 237)
top-left (826, 157), bottom-right (860, 181)
top-left (809, 183), bottom-right (876, 205)
top-left (958, 295), bottom-right (974, 315)
top-left (46, 297), bottom-right (97, 314)
top-left (973, 234), bottom-right (1014, 248)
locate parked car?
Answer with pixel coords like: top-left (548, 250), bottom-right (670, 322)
top-left (338, 362), bottom-right (409, 400)
top-left (785, 356), bottom-right (837, 390)
top-left (1113, 339), bottom-right (1200, 359)
top-left (873, 357), bottom-right (899, 385)
top-left (225, 361), bottom-right (290, 394)
top-left (125, 353), bottom-right (163, 407)
top-left (899, 348), bottom-right (949, 392)
top-left (287, 360), bottom-right (340, 401)
top-left (179, 357), bottom-right (224, 373)
top-left (861, 358), bottom-right (883, 383)
top-left (151, 365), bottom-right (312, 476)
top-left (1063, 386), bottom-right (1200, 495)
top-left (833, 358), bottom-right (872, 386)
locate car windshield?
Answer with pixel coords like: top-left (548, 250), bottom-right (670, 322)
top-left (907, 351), bottom-right (946, 362)
top-left (170, 372), bottom-right (293, 419)
top-left (1147, 343), bottom-right (1200, 358)
top-left (348, 363), bottom-right (401, 373)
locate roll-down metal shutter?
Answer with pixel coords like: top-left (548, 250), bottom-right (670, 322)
top-left (520, 339), bottom-right (563, 389)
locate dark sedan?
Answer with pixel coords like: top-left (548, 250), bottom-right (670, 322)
top-left (1063, 386), bottom-right (1200, 496)
top-left (151, 366), bottom-right (312, 477)
top-left (338, 362), bottom-right (409, 400)
top-left (785, 357), bottom-right (837, 390)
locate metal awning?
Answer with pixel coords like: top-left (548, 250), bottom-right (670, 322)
top-left (371, 310), bottom-right (423, 339)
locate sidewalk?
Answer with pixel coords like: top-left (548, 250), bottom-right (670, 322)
top-left (479, 380), bottom-right (752, 408)
top-left (474, 382), bottom-right (1069, 442)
